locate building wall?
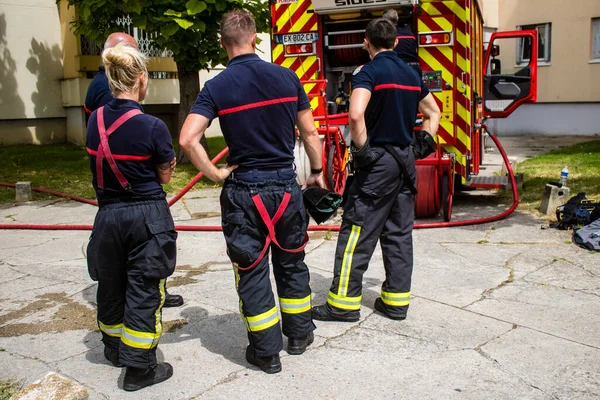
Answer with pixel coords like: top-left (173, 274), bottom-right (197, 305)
top-left (482, 0), bottom-right (498, 29)
top-left (487, 103), bottom-right (600, 136)
top-left (496, 0), bottom-right (600, 103)
top-left (0, 0), bottom-right (67, 145)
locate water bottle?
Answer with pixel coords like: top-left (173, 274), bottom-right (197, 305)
top-left (560, 166), bottom-right (569, 187)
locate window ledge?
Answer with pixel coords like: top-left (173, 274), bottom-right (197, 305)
top-left (515, 62), bottom-right (551, 68)
top-left (589, 59), bottom-right (600, 64)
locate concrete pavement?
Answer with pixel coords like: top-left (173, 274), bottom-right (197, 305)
top-left (0, 136), bottom-right (599, 399)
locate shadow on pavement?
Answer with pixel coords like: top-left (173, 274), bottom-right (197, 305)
top-left (160, 306), bottom-right (248, 368)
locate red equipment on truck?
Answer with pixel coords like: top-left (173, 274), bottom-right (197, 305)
top-left (272, 0), bottom-right (538, 221)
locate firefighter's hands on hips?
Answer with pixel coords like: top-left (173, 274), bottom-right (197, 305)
top-left (212, 164), bottom-right (238, 181)
top-left (304, 172), bottom-right (326, 189)
top-left (351, 141), bottom-right (385, 170)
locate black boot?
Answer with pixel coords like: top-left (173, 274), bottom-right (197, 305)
top-left (287, 331), bottom-right (314, 355)
top-left (103, 346), bottom-right (123, 368)
top-left (374, 297), bottom-right (406, 321)
top-left (123, 363), bottom-right (174, 392)
top-left (245, 346), bottom-right (282, 374)
top-left (312, 304), bottom-right (360, 322)
top-left (163, 289), bottom-right (184, 308)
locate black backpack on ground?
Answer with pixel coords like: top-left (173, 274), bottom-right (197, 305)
top-left (553, 192), bottom-right (600, 230)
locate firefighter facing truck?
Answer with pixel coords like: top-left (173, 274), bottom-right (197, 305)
top-left (312, 18), bottom-right (441, 321)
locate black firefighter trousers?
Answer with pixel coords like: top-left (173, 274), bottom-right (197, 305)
top-left (221, 170), bottom-right (316, 357)
top-left (87, 197), bottom-right (177, 368)
top-left (326, 146), bottom-right (416, 319)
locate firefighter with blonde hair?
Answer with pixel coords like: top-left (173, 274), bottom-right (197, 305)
top-left (86, 42), bottom-right (177, 391)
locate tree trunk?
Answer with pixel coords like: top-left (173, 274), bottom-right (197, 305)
top-left (176, 63), bottom-right (208, 163)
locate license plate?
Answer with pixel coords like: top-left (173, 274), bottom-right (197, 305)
top-left (281, 33), bottom-right (317, 45)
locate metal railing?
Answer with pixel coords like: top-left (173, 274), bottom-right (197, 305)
top-left (80, 15), bottom-right (173, 59)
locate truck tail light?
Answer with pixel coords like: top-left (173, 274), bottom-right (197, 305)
top-left (285, 43), bottom-right (314, 55)
top-left (419, 32), bottom-right (453, 46)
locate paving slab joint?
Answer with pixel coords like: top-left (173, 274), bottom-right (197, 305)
top-left (318, 312), bottom-right (375, 349)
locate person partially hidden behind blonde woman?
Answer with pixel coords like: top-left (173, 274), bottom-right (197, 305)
top-left (86, 42), bottom-right (177, 391)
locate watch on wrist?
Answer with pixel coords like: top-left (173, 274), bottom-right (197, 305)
top-left (311, 167), bottom-right (323, 174)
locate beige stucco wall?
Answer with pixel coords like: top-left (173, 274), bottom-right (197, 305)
top-left (0, 0), bottom-right (67, 145)
top-left (497, 0), bottom-right (600, 102)
top-left (1, 3), bottom-right (272, 146)
top-left (482, 0), bottom-right (498, 28)
top-left (0, 0), bottom-right (65, 120)
top-left (58, 0), bottom-right (82, 80)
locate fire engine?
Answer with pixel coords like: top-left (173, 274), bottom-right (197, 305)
top-left (272, 0), bottom-right (538, 221)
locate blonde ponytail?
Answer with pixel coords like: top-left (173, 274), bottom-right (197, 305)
top-left (101, 43), bottom-right (148, 96)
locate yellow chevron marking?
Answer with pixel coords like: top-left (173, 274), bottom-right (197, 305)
top-left (456, 53), bottom-right (470, 75)
top-left (456, 76), bottom-right (472, 101)
top-left (417, 20), bottom-right (429, 33)
top-left (442, 144), bottom-right (466, 167)
top-left (292, 10), bottom-right (314, 33)
top-left (310, 97), bottom-right (319, 112)
top-left (419, 48), bottom-right (453, 88)
top-left (310, 22), bottom-right (318, 31)
top-left (298, 56), bottom-right (317, 79)
top-left (432, 16), bottom-right (453, 32)
top-left (282, 57), bottom-right (296, 69)
top-left (303, 82), bottom-right (316, 94)
top-left (276, 11), bottom-right (291, 31)
top-left (276, 0), bottom-right (317, 33)
top-left (272, 44), bottom-right (284, 63)
top-left (456, 29), bottom-right (468, 49)
top-left (445, 1), bottom-right (467, 23)
top-left (277, 0), bottom-right (304, 31)
top-left (456, 102), bottom-right (471, 126)
top-left (421, 3), bottom-right (442, 16)
top-left (456, 125), bottom-right (471, 151)
top-left (438, 45), bottom-right (453, 63)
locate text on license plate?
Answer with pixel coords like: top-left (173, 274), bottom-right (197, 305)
top-left (282, 33), bottom-right (316, 44)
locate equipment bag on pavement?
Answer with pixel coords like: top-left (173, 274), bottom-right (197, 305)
top-left (573, 219), bottom-right (600, 252)
top-left (553, 192), bottom-right (600, 230)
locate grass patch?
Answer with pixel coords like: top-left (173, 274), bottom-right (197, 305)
top-left (0, 137), bottom-right (227, 204)
top-left (0, 380), bottom-right (20, 400)
top-left (516, 140), bottom-right (600, 214)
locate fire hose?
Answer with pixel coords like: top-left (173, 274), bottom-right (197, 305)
top-left (0, 128), bottom-right (517, 231)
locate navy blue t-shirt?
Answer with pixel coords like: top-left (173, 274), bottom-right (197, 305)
top-left (190, 53), bottom-right (310, 170)
top-left (86, 98), bottom-right (175, 200)
top-left (85, 67), bottom-right (113, 114)
top-left (352, 51), bottom-right (430, 146)
top-left (394, 27), bottom-right (419, 64)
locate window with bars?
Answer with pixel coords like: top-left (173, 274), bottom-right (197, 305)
top-left (593, 18), bottom-right (600, 61)
top-left (80, 16), bottom-right (173, 58)
top-left (80, 16), bottom-right (175, 79)
top-left (517, 23), bottom-right (551, 64)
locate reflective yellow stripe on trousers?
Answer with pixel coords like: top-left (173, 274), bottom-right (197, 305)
top-left (381, 290), bottom-right (411, 307)
top-left (245, 306), bottom-right (280, 332)
top-left (99, 322), bottom-right (123, 338)
top-left (327, 291), bottom-right (361, 311)
top-left (120, 278), bottom-right (165, 350)
top-left (279, 294), bottom-right (311, 314)
top-left (121, 326), bottom-right (162, 349)
top-left (337, 225), bottom-right (362, 297)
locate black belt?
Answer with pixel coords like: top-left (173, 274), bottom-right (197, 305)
top-left (98, 193), bottom-right (166, 208)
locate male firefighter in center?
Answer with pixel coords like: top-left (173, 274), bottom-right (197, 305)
top-left (312, 18), bottom-right (441, 322)
top-left (180, 10), bottom-right (325, 374)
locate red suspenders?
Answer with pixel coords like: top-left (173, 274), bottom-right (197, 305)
top-left (95, 106), bottom-right (143, 192)
top-left (234, 192), bottom-right (309, 271)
